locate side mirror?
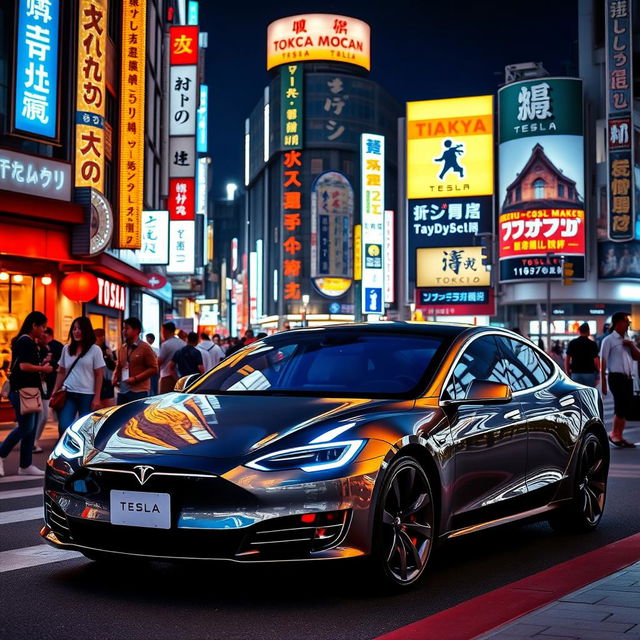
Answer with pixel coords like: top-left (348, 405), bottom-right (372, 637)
top-left (442, 379), bottom-right (512, 405)
top-left (174, 374), bottom-right (199, 392)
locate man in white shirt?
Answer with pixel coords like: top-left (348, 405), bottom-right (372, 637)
top-left (157, 322), bottom-right (187, 394)
top-left (601, 311), bottom-right (640, 447)
top-left (196, 333), bottom-right (224, 372)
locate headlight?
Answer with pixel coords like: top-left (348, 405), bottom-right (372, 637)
top-left (51, 415), bottom-right (91, 460)
top-left (246, 440), bottom-right (365, 472)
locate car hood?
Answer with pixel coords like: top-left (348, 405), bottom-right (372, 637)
top-left (91, 392), bottom-right (400, 462)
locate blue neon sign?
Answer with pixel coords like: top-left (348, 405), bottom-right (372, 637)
top-left (14, 0), bottom-right (60, 139)
top-left (188, 1), bottom-right (199, 25)
top-left (197, 84), bottom-right (208, 153)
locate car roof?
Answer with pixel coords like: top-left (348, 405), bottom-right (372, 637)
top-left (279, 321), bottom-right (472, 340)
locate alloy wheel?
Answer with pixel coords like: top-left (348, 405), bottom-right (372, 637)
top-left (379, 458), bottom-right (434, 585)
top-left (577, 434), bottom-right (607, 527)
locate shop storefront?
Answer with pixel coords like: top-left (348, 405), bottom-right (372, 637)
top-left (86, 276), bottom-right (128, 351)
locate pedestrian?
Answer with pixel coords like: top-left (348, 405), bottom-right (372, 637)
top-left (177, 329), bottom-right (188, 342)
top-left (196, 332), bottom-right (224, 371)
top-left (0, 311), bottom-right (53, 476)
top-left (169, 331), bottom-right (204, 378)
top-left (601, 311), bottom-right (640, 448)
top-left (50, 317), bottom-right (104, 438)
top-left (243, 328), bottom-right (258, 346)
top-left (95, 328), bottom-right (117, 408)
top-left (157, 321), bottom-right (185, 393)
top-left (145, 332), bottom-right (160, 396)
top-left (113, 317), bottom-right (158, 405)
top-left (565, 322), bottom-right (600, 388)
top-left (548, 343), bottom-right (565, 372)
top-left (33, 327), bottom-right (63, 452)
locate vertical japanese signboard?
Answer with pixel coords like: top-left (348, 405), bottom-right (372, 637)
top-left (498, 78), bottom-right (585, 283)
top-left (74, 0), bottom-right (107, 192)
top-left (282, 150), bottom-right (303, 303)
top-left (384, 210), bottom-right (395, 303)
top-left (281, 65), bottom-right (303, 149)
top-left (13, 0), bottom-right (60, 141)
top-left (116, 0), bottom-right (146, 249)
top-left (310, 171), bottom-right (353, 297)
top-left (197, 85), bottom-right (208, 153)
top-left (407, 96), bottom-right (494, 316)
top-left (139, 210), bottom-right (169, 265)
top-left (361, 134), bottom-right (385, 316)
top-left (605, 0), bottom-right (635, 242)
top-left (168, 26), bottom-right (198, 275)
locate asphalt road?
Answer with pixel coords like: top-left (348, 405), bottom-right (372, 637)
top-left (1, 407), bottom-right (639, 640)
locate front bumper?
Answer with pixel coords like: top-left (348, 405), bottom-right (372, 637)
top-left (42, 456), bottom-right (383, 561)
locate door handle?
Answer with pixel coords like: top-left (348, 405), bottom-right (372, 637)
top-left (504, 409), bottom-right (521, 420)
top-left (560, 396), bottom-right (575, 407)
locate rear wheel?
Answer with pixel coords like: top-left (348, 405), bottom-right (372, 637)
top-left (549, 432), bottom-right (608, 533)
top-left (371, 456), bottom-right (436, 588)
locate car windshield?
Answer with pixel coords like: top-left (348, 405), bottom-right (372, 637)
top-left (190, 330), bottom-right (448, 397)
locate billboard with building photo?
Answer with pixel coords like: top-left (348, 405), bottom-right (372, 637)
top-left (498, 78), bottom-right (586, 283)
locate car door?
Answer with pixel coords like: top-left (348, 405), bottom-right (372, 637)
top-left (496, 337), bottom-right (580, 507)
top-left (442, 334), bottom-right (528, 531)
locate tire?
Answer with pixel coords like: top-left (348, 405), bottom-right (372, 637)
top-left (370, 455), bottom-right (437, 588)
top-left (549, 432), bottom-right (608, 533)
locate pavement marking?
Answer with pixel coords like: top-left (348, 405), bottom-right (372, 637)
top-left (0, 475), bottom-right (44, 484)
top-left (0, 487), bottom-right (43, 500)
top-left (0, 506), bottom-right (43, 525)
top-left (0, 544), bottom-right (82, 573)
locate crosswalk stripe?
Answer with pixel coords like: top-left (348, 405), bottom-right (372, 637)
top-left (0, 487), bottom-right (42, 500)
top-left (0, 475), bottom-right (44, 484)
top-left (0, 544), bottom-right (82, 573)
top-left (0, 506), bottom-right (43, 525)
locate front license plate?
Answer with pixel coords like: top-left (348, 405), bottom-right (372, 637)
top-left (110, 490), bottom-right (171, 529)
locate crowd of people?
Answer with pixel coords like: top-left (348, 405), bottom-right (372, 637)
top-left (0, 313), bottom-right (267, 477)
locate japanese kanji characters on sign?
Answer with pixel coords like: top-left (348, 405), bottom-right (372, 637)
top-left (116, 0), bottom-right (146, 250)
top-left (267, 14), bottom-right (370, 71)
top-left (170, 66), bottom-right (198, 137)
top-left (498, 78), bottom-right (585, 283)
top-left (74, 0), bottom-right (107, 192)
top-left (324, 76), bottom-right (348, 142)
top-left (167, 220), bottom-right (195, 275)
top-left (282, 150), bottom-right (303, 302)
top-left (605, 0), bottom-right (635, 242)
top-left (361, 133), bottom-right (385, 316)
top-left (281, 65), bottom-right (303, 149)
top-left (416, 246), bottom-right (490, 288)
top-left (13, 0), bottom-right (60, 140)
top-left (499, 209), bottom-right (585, 258)
top-left (310, 171), bottom-right (353, 298)
top-left (0, 149), bottom-right (70, 201)
top-left (169, 178), bottom-right (195, 221)
top-left (139, 210), bottom-right (169, 265)
top-left (170, 25), bottom-right (199, 65)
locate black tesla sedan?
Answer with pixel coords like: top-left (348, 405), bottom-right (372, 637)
top-left (42, 323), bottom-right (608, 587)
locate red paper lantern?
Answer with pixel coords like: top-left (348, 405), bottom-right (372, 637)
top-left (60, 272), bottom-right (99, 303)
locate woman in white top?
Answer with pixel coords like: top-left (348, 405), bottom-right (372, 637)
top-left (51, 317), bottom-right (104, 437)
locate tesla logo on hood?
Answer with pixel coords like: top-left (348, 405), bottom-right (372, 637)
top-left (133, 465), bottom-right (155, 486)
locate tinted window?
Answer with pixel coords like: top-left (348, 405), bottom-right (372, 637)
top-left (497, 337), bottom-right (551, 391)
top-left (445, 336), bottom-right (511, 400)
top-left (192, 332), bottom-right (448, 397)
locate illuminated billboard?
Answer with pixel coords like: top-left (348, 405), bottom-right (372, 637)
top-left (498, 78), bottom-right (585, 283)
top-left (310, 171), bottom-right (353, 298)
top-left (407, 95), bottom-right (493, 199)
top-left (139, 210), bottom-right (169, 265)
top-left (416, 246), bottom-right (490, 288)
top-left (361, 133), bottom-right (385, 316)
top-left (13, 0), bottom-right (60, 140)
top-left (267, 14), bottom-right (370, 71)
top-left (117, 0), bottom-right (146, 250)
top-left (74, 0), bottom-right (107, 192)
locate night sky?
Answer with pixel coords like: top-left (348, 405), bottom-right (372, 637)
top-left (200, 0), bottom-right (579, 199)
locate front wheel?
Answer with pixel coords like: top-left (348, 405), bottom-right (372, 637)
top-left (370, 456), bottom-right (436, 588)
top-left (549, 432), bottom-right (608, 533)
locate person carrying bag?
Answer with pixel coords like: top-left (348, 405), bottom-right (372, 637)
top-left (0, 311), bottom-right (53, 477)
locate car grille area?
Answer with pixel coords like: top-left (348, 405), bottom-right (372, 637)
top-left (48, 464), bottom-right (352, 561)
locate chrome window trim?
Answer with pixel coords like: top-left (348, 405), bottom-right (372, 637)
top-left (438, 329), bottom-right (560, 405)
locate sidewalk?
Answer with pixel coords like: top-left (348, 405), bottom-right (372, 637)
top-left (479, 560), bottom-right (640, 639)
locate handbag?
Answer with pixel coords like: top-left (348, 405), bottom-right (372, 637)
top-left (49, 350), bottom-right (84, 412)
top-left (18, 387), bottom-right (42, 415)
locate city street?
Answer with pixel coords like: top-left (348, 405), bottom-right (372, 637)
top-left (1, 401), bottom-right (639, 640)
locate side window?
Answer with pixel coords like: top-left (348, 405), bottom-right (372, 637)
top-left (497, 338), bottom-right (550, 391)
top-left (445, 336), bottom-right (511, 400)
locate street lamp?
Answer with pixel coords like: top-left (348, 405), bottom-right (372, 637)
top-left (301, 294), bottom-right (310, 327)
top-left (226, 183), bottom-right (238, 201)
